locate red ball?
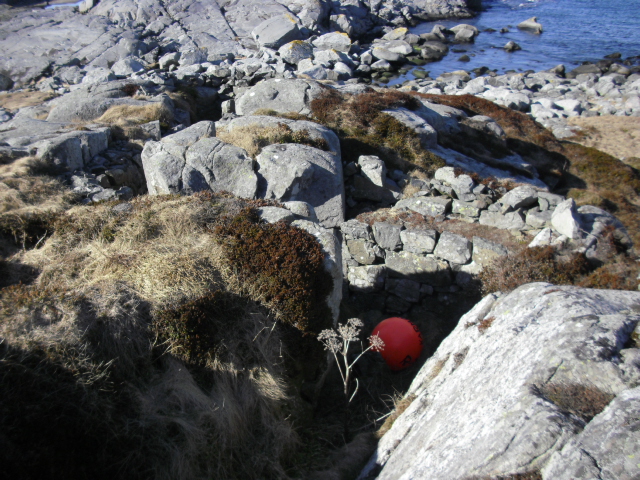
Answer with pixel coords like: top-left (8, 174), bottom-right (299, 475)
top-left (371, 317), bottom-right (423, 371)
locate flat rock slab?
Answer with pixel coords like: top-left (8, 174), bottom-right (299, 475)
top-left (385, 251), bottom-right (451, 286)
top-left (256, 143), bottom-right (344, 228)
top-left (361, 283), bottom-right (640, 480)
top-left (235, 79), bottom-right (326, 116)
top-left (397, 196), bottom-right (452, 217)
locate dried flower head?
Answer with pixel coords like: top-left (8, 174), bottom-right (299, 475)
top-left (369, 334), bottom-right (385, 352)
top-left (317, 328), bottom-right (341, 353)
top-left (338, 317), bottom-right (364, 343)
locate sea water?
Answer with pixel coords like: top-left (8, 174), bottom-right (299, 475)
top-left (388, 0), bottom-right (640, 84)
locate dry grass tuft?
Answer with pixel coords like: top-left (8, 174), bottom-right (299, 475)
top-left (0, 90), bottom-right (56, 110)
top-left (96, 103), bottom-right (173, 126)
top-left (217, 122), bottom-right (330, 158)
top-left (479, 246), bottom-right (590, 294)
top-left (535, 382), bottom-right (615, 423)
top-left (376, 393), bottom-right (417, 439)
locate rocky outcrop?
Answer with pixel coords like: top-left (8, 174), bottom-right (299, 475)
top-left (235, 79), bottom-right (326, 116)
top-left (360, 283), bottom-right (640, 479)
top-left (141, 120), bottom-right (345, 228)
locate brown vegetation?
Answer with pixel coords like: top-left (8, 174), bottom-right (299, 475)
top-left (0, 90), bottom-right (56, 110)
top-left (479, 246), bottom-right (590, 294)
top-left (0, 190), bottom-right (337, 479)
top-left (568, 115), bottom-right (640, 161)
top-left (535, 382), bottom-right (614, 423)
top-left (96, 102), bottom-right (174, 126)
top-left (310, 89), bottom-right (445, 175)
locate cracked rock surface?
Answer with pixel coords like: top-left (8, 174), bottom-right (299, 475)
top-left (359, 283), bottom-right (640, 480)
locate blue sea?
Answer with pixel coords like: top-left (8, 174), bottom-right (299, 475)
top-left (388, 0), bottom-right (640, 84)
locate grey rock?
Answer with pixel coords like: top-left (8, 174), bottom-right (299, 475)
top-left (235, 79), bottom-right (325, 116)
top-left (82, 68), bottom-right (117, 85)
top-left (370, 59), bottom-right (393, 72)
top-left (161, 121), bottom-right (216, 147)
top-left (252, 14), bottom-right (303, 49)
top-left (312, 32), bottom-right (352, 52)
top-left (37, 128), bottom-right (110, 173)
top-left (526, 208), bottom-right (552, 229)
top-left (257, 206), bottom-right (296, 224)
top-left (504, 40), bottom-right (521, 52)
top-left (385, 251), bottom-right (451, 286)
top-left (517, 16), bottom-right (543, 34)
top-left (347, 239), bottom-right (382, 265)
top-left (551, 198), bottom-right (582, 239)
top-left (182, 138), bottom-right (258, 198)
top-left (382, 108), bottom-right (438, 149)
top-left (282, 201), bottom-right (318, 222)
top-left (372, 46), bottom-right (403, 63)
top-left (434, 231), bottom-right (472, 265)
top-left (472, 236), bottom-right (508, 267)
top-left (358, 155), bottom-right (387, 187)
top-left (450, 23), bottom-right (478, 43)
top-left (348, 265), bottom-right (386, 292)
top-left (452, 199), bottom-right (482, 218)
top-left (499, 185), bottom-right (539, 213)
top-left (292, 219), bottom-right (342, 324)
top-left (373, 222), bottom-right (403, 251)
top-left (385, 278), bottom-right (421, 303)
top-left (400, 229), bottom-right (437, 254)
top-left (351, 175), bottom-right (401, 204)
top-left (420, 41), bottom-right (449, 61)
top-left (340, 219), bottom-right (373, 241)
top-left (363, 283), bottom-right (640, 480)
top-left (159, 52), bottom-right (181, 70)
top-left (396, 196), bottom-right (452, 217)
top-left (543, 386), bottom-right (640, 480)
top-left (278, 41), bottom-right (313, 65)
top-left (414, 99), bottom-right (465, 136)
top-left (257, 143), bottom-right (344, 228)
top-left (479, 210), bottom-right (526, 230)
top-left (0, 73), bottom-right (13, 91)
top-left (111, 57), bottom-right (145, 76)
top-left (528, 227), bottom-right (558, 248)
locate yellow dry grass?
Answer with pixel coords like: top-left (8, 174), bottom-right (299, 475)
top-left (0, 90), bottom-right (56, 110)
top-left (1, 193), bottom-right (302, 479)
top-left (96, 102), bottom-right (173, 126)
top-left (568, 115), bottom-right (640, 161)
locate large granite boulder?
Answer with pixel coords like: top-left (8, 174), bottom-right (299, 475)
top-left (251, 14), bottom-right (303, 49)
top-left (142, 121), bottom-right (258, 198)
top-left (216, 115), bottom-right (341, 156)
top-left (256, 143), bottom-right (344, 228)
top-left (360, 283), bottom-right (640, 479)
top-left (235, 79), bottom-right (326, 116)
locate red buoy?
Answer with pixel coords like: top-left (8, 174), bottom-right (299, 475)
top-left (371, 317), bottom-right (423, 371)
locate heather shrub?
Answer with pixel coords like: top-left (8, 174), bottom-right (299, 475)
top-left (309, 89), bottom-right (445, 175)
top-left (214, 207), bottom-right (333, 333)
top-left (534, 382), bottom-right (614, 423)
top-left (479, 246), bottom-right (590, 294)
